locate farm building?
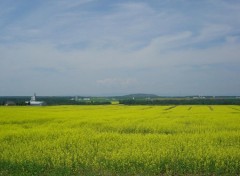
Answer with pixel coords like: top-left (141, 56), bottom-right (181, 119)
top-left (26, 93), bottom-right (45, 106)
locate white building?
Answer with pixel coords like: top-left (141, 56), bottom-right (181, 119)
top-left (83, 98), bottom-right (90, 101)
top-left (26, 93), bottom-right (45, 106)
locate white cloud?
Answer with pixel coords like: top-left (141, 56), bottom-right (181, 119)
top-left (195, 24), bottom-right (232, 43)
top-left (140, 31), bottom-right (192, 53)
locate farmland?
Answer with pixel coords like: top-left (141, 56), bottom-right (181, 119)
top-left (0, 105), bottom-right (240, 175)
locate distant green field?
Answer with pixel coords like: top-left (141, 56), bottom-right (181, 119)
top-left (0, 105), bottom-right (239, 175)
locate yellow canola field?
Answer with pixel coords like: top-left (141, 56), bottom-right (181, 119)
top-left (0, 105), bottom-right (240, 175)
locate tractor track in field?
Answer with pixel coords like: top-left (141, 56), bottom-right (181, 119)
top-left (208, 106), bottom-right (214, 111)
top-left (164, 106), bottom-right (177, 111)
top-left (229, 107), bottom-right (240, 111)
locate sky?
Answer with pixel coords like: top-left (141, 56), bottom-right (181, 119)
top-left (0, 0), bottom-right (240, 96)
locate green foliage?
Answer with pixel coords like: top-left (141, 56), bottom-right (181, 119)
top-left (119, 99), bottom-right (240, 105)
top-left (0, 105), bottom-right (239, 175)
top-left (0, 97), bottom-right (111, 106)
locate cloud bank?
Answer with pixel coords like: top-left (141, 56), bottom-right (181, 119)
top-left (0, 0), bottom-right (240, 96)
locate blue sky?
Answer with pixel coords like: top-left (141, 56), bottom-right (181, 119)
top-left (0, 0), bottom-right (240, 96)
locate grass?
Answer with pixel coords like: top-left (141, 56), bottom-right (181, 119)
top-left (0, 105), bottom-right (240, 175)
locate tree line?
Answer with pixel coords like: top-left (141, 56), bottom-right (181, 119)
top-left (0, 97), bottom-right (111, 106)
top-left (119, 99), bottom-right (240, 105)
top-left (1, 97), bottom-right (240, 106)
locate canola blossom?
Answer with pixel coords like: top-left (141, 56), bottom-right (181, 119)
top-left (0, 105), bottom-right (239, 175)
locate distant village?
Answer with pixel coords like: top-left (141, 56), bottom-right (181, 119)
top-left (2, 94), bottom-right (240, 106)
top-left (5, 93), bottom-right (45, 106)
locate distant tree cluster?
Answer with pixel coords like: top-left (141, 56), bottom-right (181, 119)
top-left (38, 97), bottom-right (111, 105)
top-left (0, 97), bottom-right (28, 106)
top-left (1, 96), bottom-right (240, 106)
top-left (119, 99), bottom-right (240, 105)
top-left (0, 97), bottom-right (111, 106)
